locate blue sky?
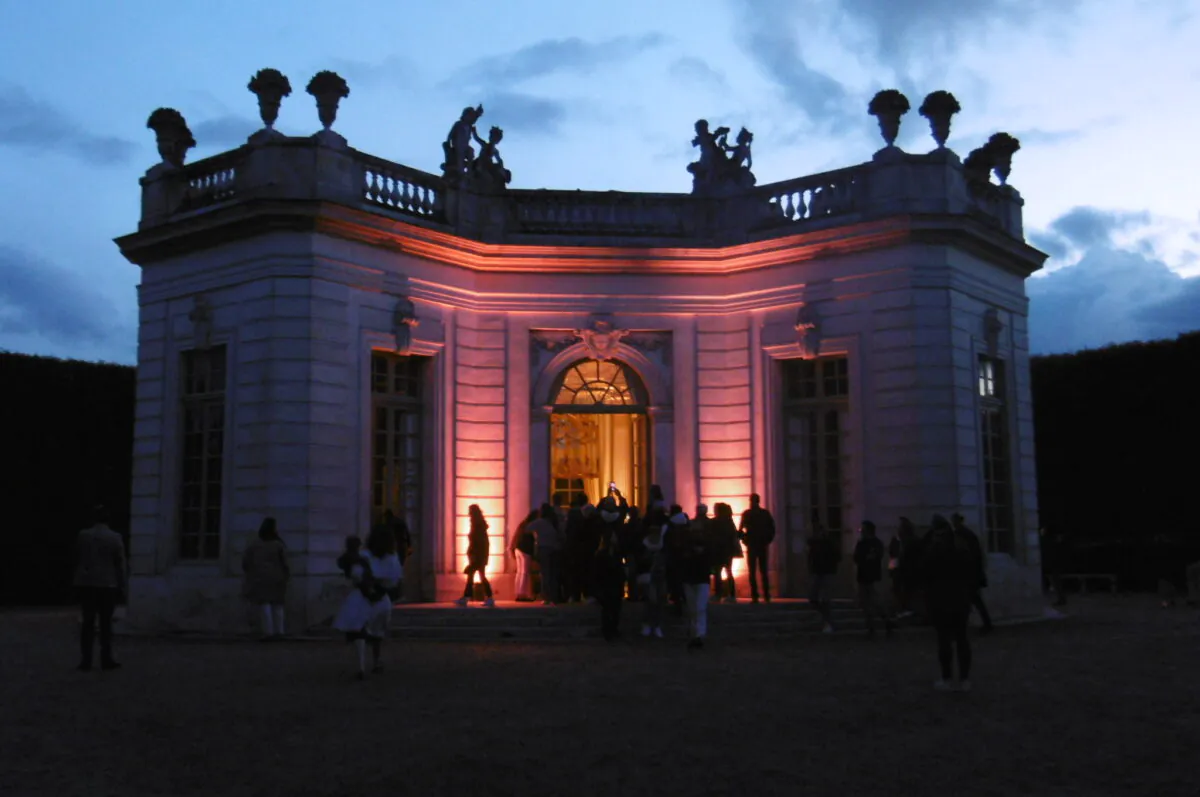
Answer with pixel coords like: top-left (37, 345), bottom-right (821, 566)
top-left (1, 0), bottom-right (1197, 363)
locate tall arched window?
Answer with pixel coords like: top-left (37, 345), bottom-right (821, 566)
top-left (549, 359), bottom-right (648, 510)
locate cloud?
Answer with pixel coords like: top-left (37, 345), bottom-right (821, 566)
top-left (477, 92), bottom-right (567, 136)
top-left (0, 245), bottom-right (130, 348)
top-left (192, 115), bottom-right (259, 148)
top-left (832, 0), bottom-right (1080, 70)
top-left (727, 2), bottom-right (855, 131)
top-left (1034, 207), bottom-right (1153, 256)
top-left (445, 33), bottom-right (668, 90)
top-left (669, 57), bottom-right (729, 91)
top-left (1028, 246), bottom-right (1200, 353)
top-left (1006, 127), bottom-right (1085, 147)
top-left (0, 84), bottom-right (138, 166)
top-left (327, 55), bottom-right (418, 89)
top-left (1026, 206), bottom-right (1200, 353)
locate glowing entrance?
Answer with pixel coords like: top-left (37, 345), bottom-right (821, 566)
top-left (549, 359), bottom-right (649, 510)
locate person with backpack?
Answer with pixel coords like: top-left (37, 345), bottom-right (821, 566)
top-left (923, 514), bottom-right (985, 692)
top-left (738, 494), bottom-right (776, 603)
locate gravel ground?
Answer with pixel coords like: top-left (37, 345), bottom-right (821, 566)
top-left (1, 595), bottom-right (1197, 797)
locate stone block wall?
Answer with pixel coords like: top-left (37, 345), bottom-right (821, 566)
top-left (695, 315), bottom-right (754, 513)
top-left (451, 311), bottom-right (510, 596)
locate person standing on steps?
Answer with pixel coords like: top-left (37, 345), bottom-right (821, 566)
top-left (853, 520), bottom-right (894, 637)
top-left (710, 503), bottom-right (741, 603)
top-left (456, 504), bottom-right (495, 607)
top-left (529, 503), bottom-right (561, 604)
top-left (739, 494), bottom-right (776, 603)
top-left (74, 505), bottom-right (127, 672)
top-left (952, 513), bottom-right (993, 634)
top-left (509, 510), bottom-right (538, 602)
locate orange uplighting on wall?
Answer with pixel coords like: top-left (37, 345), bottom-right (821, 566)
top-left (701, 479), bottom-right (756, 580)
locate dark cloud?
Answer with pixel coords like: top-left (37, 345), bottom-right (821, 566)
top-left (833, 0), bottom-right (1080, 69)
top-left (445, 34), bottom-right (668, 90)
top-left (478, 92), bottom-right (567, 136)
top-left (1029, 246), bottom-right (1200, 353)
top-left (669, 57), bottom-right (729, 90)
top-left (1026, 206), bottom-right (1200, 353)
top-left (0, 83), bottom-right (138, 166)
top-left (0, 245), bottom-right (129, 348)
top-left (730, 2), bottom-right (855, 131)
top-left (192, 115), bottom-right (259, 148)
top-left (327, 55), bottom-right (418, 89)
top-left (1035, 207), bottom-right (1153, 254)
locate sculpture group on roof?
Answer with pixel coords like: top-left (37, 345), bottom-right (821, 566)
top-left (440, 105), bottom-right (512, 192)
top-left (139, 68), bottom-right (1028, 210)
top-left (687, 119), bottom-right (757, 197)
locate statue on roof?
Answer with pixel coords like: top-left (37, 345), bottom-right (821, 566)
top-left (471, 125), bottom-right (512, 192)
top-left (687, 119), bottom-right (756, 196)
top-left (441, 105), bottom-right (484, 185)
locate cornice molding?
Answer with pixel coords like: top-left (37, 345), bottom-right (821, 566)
top-left (115, 199), bottom-right (1046, 278)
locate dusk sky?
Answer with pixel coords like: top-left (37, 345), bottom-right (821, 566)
top-left (1, 0), bottom-right (1198, 363)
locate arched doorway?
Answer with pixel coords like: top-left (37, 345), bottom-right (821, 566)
top-left (548, 359), bottom-right (649, 510)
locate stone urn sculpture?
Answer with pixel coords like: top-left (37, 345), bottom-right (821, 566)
top-left (248, 68), bottom-right (292, 129)
top-left (867, 89), bottom-right (910, 148)
top-left (986, 132), bottom-right (1021, 185)
top-left (146, 107), bottom-right (195, 167)
top-left (918, 90), bottom-right (961, 149)
top-left (306, 70), bottom-right (349, 131)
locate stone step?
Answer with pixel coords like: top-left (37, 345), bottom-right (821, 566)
top-left (311, 598), bottom-right (903, 641)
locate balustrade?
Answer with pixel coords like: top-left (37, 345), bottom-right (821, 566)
top-left (181, 149), bottom-right (243, 211)
top-left (509, 191), bottom-right (690, 235)
top-left (143, 140), bottom-right (1022, 242)
top-left (358, 153), bottom-right (442, 221)
top-left (753, 166), bottom-right (864, 229)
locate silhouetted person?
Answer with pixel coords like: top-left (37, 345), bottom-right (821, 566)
top-left (924, 514), bottom-right (984, 692)
top-left (739, 494), bottom-right (776, 603)
top-left (854, 520), bottom-right (893, 637)
top-left (376, 509), bottom-right (412, 570)
top-left (509, 510), bottom-right (538, 601)
top-left (593, 527), bottom-right (625, 641)
top-left (242, 516), bottom-right (290, 639)
top-left (681, 507), bottom-right (713, 650)
top-left (807, 523), bottom-right (841, 633)
top-left (74, 505), bottom-right (126, 671)
top-left (889, 517), bottom-right (919, 616)
top-left (456, 504), bottom-right (494, 607)
top-left (710, 503), bottom-right (741, 603)
top-left (665, 504), bottom-right (688, 615)
top-left (952, 513), bottom-right (992, 634)
top-left (528, 503), bottom-right (562, 604)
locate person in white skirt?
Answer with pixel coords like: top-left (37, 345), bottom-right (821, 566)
top-left (332, 526), bottom-right (403, 680)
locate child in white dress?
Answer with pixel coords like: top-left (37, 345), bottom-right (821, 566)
top-left (332, 527), bottom-right (403, 679)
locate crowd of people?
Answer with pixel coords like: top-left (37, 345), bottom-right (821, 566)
top-left (71, 491), bottom-right (993, 689)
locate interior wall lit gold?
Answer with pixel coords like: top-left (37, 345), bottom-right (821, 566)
top-left (549, 359), bottom-right (649, 510)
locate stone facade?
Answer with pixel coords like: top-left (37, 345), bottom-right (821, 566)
top-left (116, 82), bottom-right (1046, 632)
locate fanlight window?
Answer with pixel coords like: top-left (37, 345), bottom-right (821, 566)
top-left (554, 360), bottom-right (645, 406)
